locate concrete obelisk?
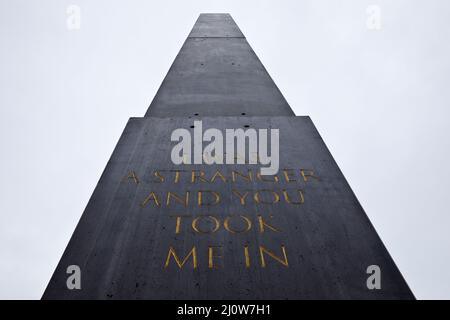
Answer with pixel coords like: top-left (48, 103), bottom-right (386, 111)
top-left (43, 14), bottom-right (414, 299)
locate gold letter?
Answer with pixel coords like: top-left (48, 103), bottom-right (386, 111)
top-left (259, 245), bottom-right (289, 267)
top-left (164, 246), bottom-right (197, 269)
top-left (171, 170), bottom-right (184, 184)
top-left (224, 215), bottom-right (252, 233)
top-left (191, 170), bottom-right (209, 183)
top-left (257, 215), bottom-right (280, 233)
top-left (170, 215), bottom-right (191, 234)
top-left (208, 246), bottom-right (223, 269)
top-left (192, 216), bottom-right (220, 233)
top-left (282, 189), bottom-right (305, 204)
top-left (198, 191), bottom-right (220, 206)
top-left (282, 169), bottom-right (296, 182)
top-left (232, 170), bottom-right (253, 182)
top-left (167, 191), bottom-right (189, 207)
top-left (141, 192), bottom-right (160, 207)
top-left (210, 170), bottom-right (227, 183)
top-left (153, 171), bottom-right (164, 183)
top-left (254, 190), bottom-right (280, 204)
top-left (123, 170), bottom-right (139, 184)
top-left (300, 169), bottom-right (320, 182)
top-left (232, 190), bottom-right (249, 205)
top-left (244, 245), bottom-right (250, 268)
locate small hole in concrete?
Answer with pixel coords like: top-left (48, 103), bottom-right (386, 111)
top-left (244, 125), bottom-right (250, 128)
top-left (194, 113), bottom-right (199, 116)
top-left (190, 125), bottom-right (195, 128)
top-left (241, 112), bottom-right (246, 115)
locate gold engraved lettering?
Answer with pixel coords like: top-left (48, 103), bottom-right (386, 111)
top-left (300, 169), bottom-right (320, 182)
top-left (170, 215), bottom-right (191, 234)
top-left (166, 191), bottom-right (189, 207)
top-left (259, 245), bottom-right (289, 267)
top-left (282, 169), bottom-right (296, 182)
top-left (254, 190), bottom-right (280, 204)
top-left (232, 190), bottom-right (249, 205)
top-left (141, 192), bottom-right (160, 207)
top-left (224, 215), bottom-right (252, 233)
top-left (257, 215), bottom-right (280, 233)
top-left (153, 171), bottom-right (164, 183)
top-left (191, 170), bottom-right (209, 183)
top-left (210, 170), bottom-right (227, 183)
top-left (192, 216), bottom-right (220, 234)
top-left (231, 170), bottom-right (252, 182)
top-left (208, 246), bottom-right (223, 269)
top-left (164, 246), bottom-right (198, 269)
top-left (198, 191), bottom-right (220, 206)
top-left (244, 245), bottom-right (250, 268)
top-left (282, 189), bottom-right (305, 204)
top-left (123, 171), bottom-right (139, 184)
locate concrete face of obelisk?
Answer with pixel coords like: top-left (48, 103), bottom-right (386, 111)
top-left (42, 14), bottom-right (414, 300)
top-left (145, 14), bottom-right (295, 117)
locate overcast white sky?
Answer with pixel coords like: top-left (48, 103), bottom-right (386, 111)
top-left (1, 0), bottom-right (450, 299)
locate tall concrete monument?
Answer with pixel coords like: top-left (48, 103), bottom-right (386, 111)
top-left (43, 14), bottom-right (414, 299)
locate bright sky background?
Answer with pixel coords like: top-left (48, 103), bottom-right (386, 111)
top-left (1, 0), bottom-right (449, 299)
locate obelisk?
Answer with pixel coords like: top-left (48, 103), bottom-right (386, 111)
top-left (43, 14), bottom-right (414, 299)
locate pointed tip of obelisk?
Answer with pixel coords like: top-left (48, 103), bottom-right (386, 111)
top-left (188, 13), bottom-right (245, 38)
